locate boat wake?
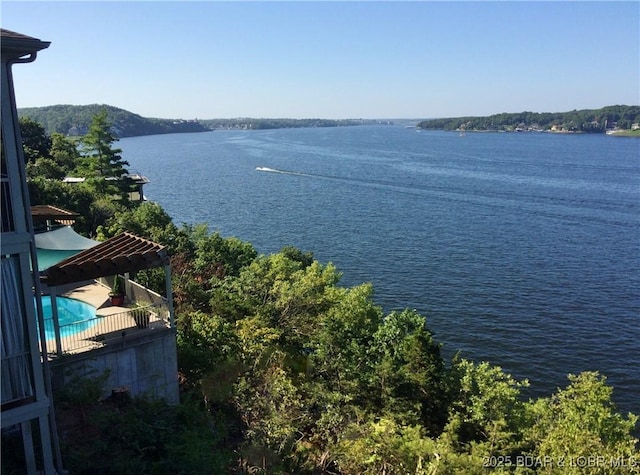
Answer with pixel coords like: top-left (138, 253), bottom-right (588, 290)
top-left (255, 166), bottom-right (311, 177)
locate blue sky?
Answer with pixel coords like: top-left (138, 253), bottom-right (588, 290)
top-left (3, 1), bottom-right (639, 119)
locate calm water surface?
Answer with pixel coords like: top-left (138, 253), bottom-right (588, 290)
top-left (121, 126), bottom-right (640, 413)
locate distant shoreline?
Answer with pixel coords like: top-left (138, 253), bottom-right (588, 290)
top-left (18, 103), bottom-right (640, 138)
top-left (433, 128), bottom-right (640, 137)
top-left (416, 105), bottom-right (639, 136)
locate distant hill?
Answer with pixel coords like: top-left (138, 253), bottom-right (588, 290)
top-left (416, 105), bottom-right (640, 134)
top-left (17, 104), bottom-right (211, 138)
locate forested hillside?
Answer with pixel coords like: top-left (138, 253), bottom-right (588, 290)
top-left (18, 104), bottom-right (210, 137)
top-left (417, 105), bottom-right (640, 133)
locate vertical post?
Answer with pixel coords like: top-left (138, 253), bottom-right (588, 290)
top-left (124, 272), bottom-right (131, 303)
top-left (38, 415), bottom-right (56, 474)
top-left (50, 287), bottom-right (62, 357)
top-left (21, 421), bottom-right (36, 474)
top-left (164, 264), bottom-right (174, 327)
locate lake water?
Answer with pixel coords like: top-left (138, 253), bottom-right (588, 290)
top-left (120, 126), bottom-right (640, 414)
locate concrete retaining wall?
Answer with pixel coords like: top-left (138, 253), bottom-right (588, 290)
top-left (50, 328), bottom-right (179, 405)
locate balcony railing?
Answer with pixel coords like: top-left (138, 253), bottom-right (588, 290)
top-left (42, 284), bottom-right (172, 356)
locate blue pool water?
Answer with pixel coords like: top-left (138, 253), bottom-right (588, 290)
top-left (38, 296), bottom-right (98, 340)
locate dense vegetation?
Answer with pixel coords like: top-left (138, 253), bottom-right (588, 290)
top-left (18, 104), bottom-right (209, 137)
top-left (417, 105), bottom-right (640, 133)
top-left (12, 114), bottom-right (639, 473)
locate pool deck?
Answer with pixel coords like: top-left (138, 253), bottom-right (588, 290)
top-left (40, 280), bottom-right (169, 356)
top-left (46, 280), bottom-right (130, 316)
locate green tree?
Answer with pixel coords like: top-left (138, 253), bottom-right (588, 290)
top-left (333, 417), bottom-right (439, 475)
top-left (97, 201), bottom-right (181, 246)
top-left (23, 122), bottom-right (78, 181)
top-left (177, 311), bottom-right (243, 390)
top-left (167, 225), bottom-right (258, 313)
top-left (76, 109), bottom-right (131, 200)
top-left (310, 283), bottom-right (381, 399)
top-left (218, 253), bottom-right (341, 349)
top-left (49, 132), bottom-right (79, 175)
top-left (442, 359), bottom-right (529, 459)
top-left (26, 157), bottom-right (65, 180)
top-left (523, 372), bottom-right (639, 474)
top-left (193, 228), bottom-right (258, 279)
top-left (19, 116), bottom-right (51, 164)
top-left (234, 358), bottom-right (305, 471)
top-left (372, 309), bottom-right (448, 433)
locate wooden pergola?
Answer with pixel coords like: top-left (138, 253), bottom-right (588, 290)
top-left (41, 232), bottom-right (169, 286)
top-left (40, 232), bottom-right (174, 354)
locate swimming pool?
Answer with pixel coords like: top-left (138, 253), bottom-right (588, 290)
top-left (37, 296), bottom-right (98, 340)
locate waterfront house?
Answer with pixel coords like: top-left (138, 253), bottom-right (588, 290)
top-left (62, 170), bottom-right (150, 202)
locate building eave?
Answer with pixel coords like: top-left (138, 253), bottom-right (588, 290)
top-left (1, 29), bottom-right (50, 62)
